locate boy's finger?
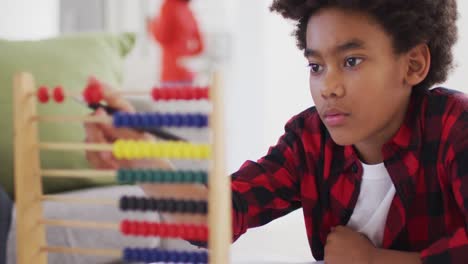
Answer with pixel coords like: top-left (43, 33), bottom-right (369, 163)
top-left (100, 84), bottom-right (135, 112)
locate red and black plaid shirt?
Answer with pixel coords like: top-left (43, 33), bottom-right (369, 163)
top-left (231, 87), bottom-right (468, 263)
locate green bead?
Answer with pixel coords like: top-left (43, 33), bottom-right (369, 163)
top-left (117, 170), bottom-right (127, 184)
top-left (138, 170), bottom-right (151, 182)
top-left (166, 171), bottom-right (175, 183)
top-left (160, 171), bottom-right (169, 183)
top-left (129, 170), bottom-right (138, 182)
top-left (184, 170), bottom-right (194, 183)
top-left (194, 171), bottom-right (205, 183)
top-left (173, 171), bottom-right (182, 183)
top-left (150, 171), bottom-right (160, 183)
top-left (200, 172), bottom-right (208, 184)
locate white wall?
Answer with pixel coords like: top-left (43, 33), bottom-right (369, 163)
top-left (0, 0), bottom-right (59, 40)
top-left (443, 1), bottom-right (468, 93)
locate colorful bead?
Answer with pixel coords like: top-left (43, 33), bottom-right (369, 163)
top-left (37, 86), bottom-right (50, 103)
top-left (82, 77), bottom-right (103, 104)
top-left (52, 86), bottom-right (65, 103)
top-left (122, 248), bottom-right (208, 263)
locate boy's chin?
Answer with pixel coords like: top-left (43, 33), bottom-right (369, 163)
top-left (328, 132), bottom-right (357, 146)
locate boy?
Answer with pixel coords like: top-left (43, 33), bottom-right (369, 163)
top-left (86, 0), bottom-right (466, 263)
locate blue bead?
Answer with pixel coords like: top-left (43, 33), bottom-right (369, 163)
top-left (131, 248), bottom-right (140, 261)
top-left (167, 251), bottom-right (178, 262)
top-left (189, 252), bottom-right (199, 263)
top-left (113, 112), bottom-right (123, 127)
top-left (180, 114), bottom-right (192, 126)
top-left (134, 113), bottom-right (144, 128)
top-left (160, 250), bottom-right (169, 262)
top-left (150, 114), bottom-right (161, 127)
top-left (173, 114), bottom-right (182, 127)
top-left (141, 249), bottom-right (151, 263)
top-left (141, 114), bottom-right (151, 128)
top-left (166, 114), bottom-right (174, 126)
top-left (129, 114), bottom-right (139, 127)
top-left (200, 115), bottom-right (208, 127)
top-left (200, 251), bottom-right (208, 263)
top-left (179, 251), bottom-right (189, 262)
top-left (123, 248), bottom-right (133, 262)
top-left (121, 113), bottom-right (131, 126)
top-left (196, 114), bottom-right (204, 128)
top-left (150, 248), bottom-right (161, 262)
top-left (160, 114), bottom-right (170, 126)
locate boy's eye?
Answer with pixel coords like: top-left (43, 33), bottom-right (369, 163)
top-left (308, 63), bottom-right (324, 74)
top-left (344, 57), bottom-right (363, 67)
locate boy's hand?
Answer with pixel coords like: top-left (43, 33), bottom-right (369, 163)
top-left (324, 225), bottom-right (376, 264)
top-left (84, 85), bottom-right (174, 170)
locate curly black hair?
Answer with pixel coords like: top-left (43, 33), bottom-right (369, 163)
top-left (270, 0), bottom-right (458, 90)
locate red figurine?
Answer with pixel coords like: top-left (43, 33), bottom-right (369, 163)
top-left (147, 0), bottom-right (204, 83)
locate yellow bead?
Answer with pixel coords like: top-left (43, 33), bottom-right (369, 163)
top-left (113, 140), bottom-right (125, 159)
top-left (142, 142), bottom-right (152, 158)
top-left (201, 145), bottom-right (211, 159)
top-left (173, 143), bottom-right (183, 159)
top-left (182, 143), bottom-right (192, 158)
top-left (135, 141), bottom-right (146, 159)
top-left (151, 142), bottom-right (161, 158)
top-left (160, 142), bottom-right (170, 158)
top-left (192, 144), bottom-right (202, 159)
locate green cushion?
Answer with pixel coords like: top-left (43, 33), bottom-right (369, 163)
top-left (0, 32), bottom-right (136, 198)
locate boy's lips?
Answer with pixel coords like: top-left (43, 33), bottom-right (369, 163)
top-left (322, 108), bottom-right (350, 126)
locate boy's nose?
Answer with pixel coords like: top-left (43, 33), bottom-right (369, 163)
top-left (321, 73), bottom-right (345, 99)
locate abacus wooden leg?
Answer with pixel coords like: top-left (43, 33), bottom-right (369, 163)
top-left (208, 72), bottom-right (231, 263)
top-left (14, 72), bottom-right (47, 264)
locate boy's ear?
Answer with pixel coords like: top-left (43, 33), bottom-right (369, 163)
top-left (404, 43), bottom-right (431, 87)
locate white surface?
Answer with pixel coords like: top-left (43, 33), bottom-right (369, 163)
top-left (347, 163), bottom-right (396, 247)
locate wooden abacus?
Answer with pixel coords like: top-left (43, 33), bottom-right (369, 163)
top-left (13, 72), bottom-right (231, 263)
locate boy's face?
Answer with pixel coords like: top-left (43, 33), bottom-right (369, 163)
top-left (305, 8), bottom-right (413, 147)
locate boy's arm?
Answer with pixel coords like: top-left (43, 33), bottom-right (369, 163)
top-left (371, 249), bottom-right (421, 264)
top-left (231, 117), bottom-right (315, 241)
top-left (419, 104), bottom-right (468, 263)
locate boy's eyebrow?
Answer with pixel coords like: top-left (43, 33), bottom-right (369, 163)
top-left (304, 39), bottom-right (367, 58)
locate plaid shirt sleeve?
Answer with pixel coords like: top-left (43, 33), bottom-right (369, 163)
top-left (420, 96), bottom-right (468, 263)
top-left (230, 115), bottom-right (311, 241)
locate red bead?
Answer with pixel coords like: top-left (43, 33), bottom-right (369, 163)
top-left (129, 221), bottom-right (138, 235)
top-left (83, 77), bottom-right (103, 104)
top-left (202, 87), bottom-right (210, 99)
top-left (177, 224), bottom-right (186, 238)
top-left (151, 87), bottom-right (160, 101)
top-left (142, 221), bottom-right (151, 237)
top-left (167, 224), bottom-right (177, 237)
top-left (188, 87), bottom-right (197, 100)
top-left (37, 86), bottom-right (49, 103)
top-left (173, 87), bottom-right (183, 100)
top-left (159, 223), bottom-right (168, 237)
top-left (194, 88), bottom-right (204, 100)
top-left (167, 88), bottom-right (177, 99)
top-left (52, 86), bottom-right (65, 103)
top-left (185, 225), bottom-right (196, 240)
top-left (159, 88), bottom-right (169, 100)
top-left (149, 223), bottom-right (158, 236)
top-left (198, 226), bottom-right (208, 241)
top-left (120, 220), bottom-right (131, 235)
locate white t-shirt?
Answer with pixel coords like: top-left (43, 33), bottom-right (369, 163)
top-left (346, 162), bottom-right (396, 247)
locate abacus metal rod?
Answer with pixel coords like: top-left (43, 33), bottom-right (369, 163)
top-left (41, 246), bottom-right (121, 257)
top-left (41, 169), bottom-right (115, 178)
top-left (38, 142), bottom-right (113, 151)
top-left (41, 195), bottom-right (117, 206)
top-left (40, 219), bottom-right (119, 230)
top-left (31, 115), bottom-right (112, 124)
